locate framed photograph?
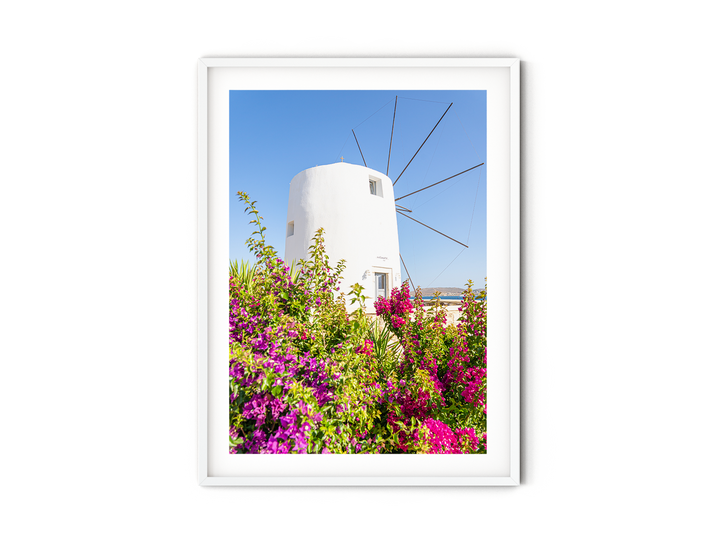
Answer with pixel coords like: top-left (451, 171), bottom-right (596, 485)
top-left (198, 58), bottom-right (519, 486)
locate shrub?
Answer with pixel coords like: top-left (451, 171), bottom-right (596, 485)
top-left (229, 192), bottom-right (486, 454)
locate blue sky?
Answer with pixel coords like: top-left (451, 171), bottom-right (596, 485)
top-left (229, 90), bottom-right (487, 290)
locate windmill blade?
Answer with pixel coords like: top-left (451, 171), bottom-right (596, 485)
top-left (395, 163), bottom-right (484, 202)
top-left (393, 103), bottom-right (453, 186)
top-left (386, 96), bottom-right (397, 176)
top-left (399, 252), bottom-right (416, 293)
top-left (395, 203), bottom-right (412, 213)
top-left (352, 129), bottom-right (367, 167)
top-left (397, 209), bottom-right (469, 248)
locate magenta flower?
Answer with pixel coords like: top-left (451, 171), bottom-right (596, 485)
top-left (354, 339), bottom-right (374, 356)
top-left (230, 195), bottom-right (486, 455)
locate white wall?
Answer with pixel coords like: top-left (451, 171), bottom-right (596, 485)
top-left (285, 163), bottom-right (401, 309)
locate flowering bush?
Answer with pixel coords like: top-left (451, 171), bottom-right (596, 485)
top-left (230, 192), bottom-right (487, 454)
top-left (375, 283), bottom-right (488, 454)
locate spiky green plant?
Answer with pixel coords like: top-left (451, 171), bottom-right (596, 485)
top-left (230, 259), bottom-right (257, 294)
top-left (287, 259), bottom-right (301, 283)
top-left (367, 318), bottom-right (402, 378)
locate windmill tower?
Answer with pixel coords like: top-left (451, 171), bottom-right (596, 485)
top-left (284, 96), bottom-right (483, 311)
top-left (284, 161), bottom-right (401, 311)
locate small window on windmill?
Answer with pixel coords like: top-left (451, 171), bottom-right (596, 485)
top-left (369, 177), bottom-right (383, 197)
top-left (287, 221), bottom-right (294, 237)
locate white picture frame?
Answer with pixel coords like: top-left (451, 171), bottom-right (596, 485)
top-left (198, 58), bottom-right (519, 486)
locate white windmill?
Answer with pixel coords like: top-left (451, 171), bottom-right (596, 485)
top-left (284, 97), bottom-right (483, 312)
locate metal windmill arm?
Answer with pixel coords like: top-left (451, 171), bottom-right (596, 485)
top-left (352, 129), bottom-right (367, 167)
top-left (393, 103), bottom-right (453, 186)
top-left (396, 210), bottom-right (468, 248)
top-left (395, 163), bottom-right (484, 202)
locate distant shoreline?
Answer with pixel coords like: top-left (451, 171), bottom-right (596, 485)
top-left (415, 288), bottom-right (485, 298)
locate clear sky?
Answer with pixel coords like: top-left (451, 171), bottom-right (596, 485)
top-left (229, 90), bottom-right (487, 291)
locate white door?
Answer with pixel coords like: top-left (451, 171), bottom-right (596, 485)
top-left (375, 272), bottom-right (387, 299)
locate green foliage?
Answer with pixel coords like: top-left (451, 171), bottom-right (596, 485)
top-left (367, 319), bottom-right (401, 380)
top-left (230, 259), bottom-right (258, 294)
top-left (229, 192), bottom-right (487, 454)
